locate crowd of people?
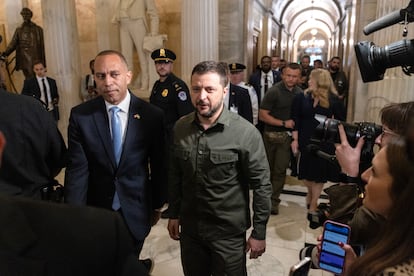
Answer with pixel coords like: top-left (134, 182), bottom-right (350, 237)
top-left (0, 11), bottom-right (413, 273)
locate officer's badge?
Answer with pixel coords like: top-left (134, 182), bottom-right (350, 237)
top-left (160, 49), bottom-right (166, 57)
top-left (178, 91), bottom-right (187, 101)
top-left (162, 89), bottom-right (168, 97)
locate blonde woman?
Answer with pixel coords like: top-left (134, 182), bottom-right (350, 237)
top-left (291, 69), bottom-right (345, 228)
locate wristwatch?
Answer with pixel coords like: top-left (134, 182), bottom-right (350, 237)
top-left (282, 120), bottom-right (285, 127)
top-left (339, 172), bottom-right (360, 184)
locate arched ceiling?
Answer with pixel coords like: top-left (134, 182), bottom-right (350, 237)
top-left (273, 0), bottom-right (350, 41)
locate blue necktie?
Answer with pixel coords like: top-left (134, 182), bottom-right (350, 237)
top-left (110, 106), bottom-right (122, 210)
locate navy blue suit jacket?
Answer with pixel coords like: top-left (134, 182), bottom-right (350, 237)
top-left (64, 92), bottom-right (167, 242)
top-left (248, 70), bottom-right (281, 103)
top-left (228, 84), bottom-right (253, 123)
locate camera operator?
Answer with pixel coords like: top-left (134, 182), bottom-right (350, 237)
top-left (334, 125), bottom-right (414, 276)
top-left (330, 101), bottom-right (414, 246)
top-left (301, 101), bottom-right (414, 266)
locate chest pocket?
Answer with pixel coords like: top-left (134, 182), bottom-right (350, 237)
top-left (207, 150), bottom-right (239, 183)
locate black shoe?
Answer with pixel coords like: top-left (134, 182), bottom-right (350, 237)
top-left (307, 212), bottom-right (322, 229)
top-left (161, 208), bottom-right (169, 219)
top-left (140, 258), bottom-right (153, 274)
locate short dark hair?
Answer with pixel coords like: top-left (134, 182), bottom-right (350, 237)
top-left (282, 62), bottom-right (302, 73)
top-left (301, 55), bottom-right (311, 61)
top-left (191, 60), bottom-right (229, 87)
top-left (95, 50), bottom-right (129, 68)
top-left (261, 56), bottom-right (272, 63)
top-left (32, 60), bottom-right (45, 68)
top-left (329, 56), bottom-right (341, 62)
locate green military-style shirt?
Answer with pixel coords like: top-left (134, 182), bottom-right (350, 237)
top-left (168, 107), bottom-right (272, 240)
top-left (260, 81), bottom-right (302, 132)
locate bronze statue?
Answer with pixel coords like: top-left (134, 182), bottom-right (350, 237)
top-left (1, 8), bottom-right (45, 79)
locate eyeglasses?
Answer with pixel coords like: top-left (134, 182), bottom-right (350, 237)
top-left (381, 128), bottom-right (399, 138)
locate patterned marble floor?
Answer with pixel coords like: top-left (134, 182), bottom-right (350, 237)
top-left (140, 177), bottom-right (335, 276)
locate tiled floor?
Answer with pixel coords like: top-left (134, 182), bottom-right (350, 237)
top-left (140, 177), bottom-right (335, 276)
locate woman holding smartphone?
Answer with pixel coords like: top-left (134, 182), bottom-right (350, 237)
top-left (338, 130), bottom-right (414, 275)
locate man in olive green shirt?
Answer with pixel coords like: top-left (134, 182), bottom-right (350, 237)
top-left (167, 61), bottom-right (272, 276)
top-left (259, 63), bottom-right (302, 215)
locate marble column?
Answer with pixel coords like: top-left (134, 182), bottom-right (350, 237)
top-left (181, 0), bottom-right (219, 85)
top-left (41, 0), bottom-right (82, 141)
top-left (218, 0), bottom-right (244, 64)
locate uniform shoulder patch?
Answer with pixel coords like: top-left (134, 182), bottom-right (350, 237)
top-left (178, 91), bottom-right (187, 101)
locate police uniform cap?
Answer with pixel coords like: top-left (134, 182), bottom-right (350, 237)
top-left (151, 48), bottom-right (176, 63)
top-left (229, 63), bottom-right (246, 73)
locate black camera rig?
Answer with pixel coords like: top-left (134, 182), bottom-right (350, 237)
top-left (355, 0), bottom-right (414, 82)
top-left (310, 114), bottom-right (382, 166)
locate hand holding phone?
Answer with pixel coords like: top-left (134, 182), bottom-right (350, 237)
top-left (318, 220), bottom-right (351, 274)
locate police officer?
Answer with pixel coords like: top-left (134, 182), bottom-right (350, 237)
top-left (150, 48), bottom-right (193, 218)
top-left (150, 48), bottom-right (193, 138)
top-left (228, 63), bottom-right (259, 126)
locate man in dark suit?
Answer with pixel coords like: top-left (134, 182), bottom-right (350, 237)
top-left (221, 62), bottom-right (253, 123)
top-left (229, 63), bottom-right (259, 126)
top-left (0, 131), bottom-right (147, 276)
top-left (226, 83), bottom-right (253, 123)
top-left (64, 50), bottom-right (166, 265)
top-left (248, 55), bottom-right (282, 104)
top-left (0, 88), bottom-right (66, 199)
top-left (21, 60), bottom-right (60, 121)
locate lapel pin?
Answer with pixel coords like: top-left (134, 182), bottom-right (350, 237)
top-left (134, 114), bottom-right (141, 119)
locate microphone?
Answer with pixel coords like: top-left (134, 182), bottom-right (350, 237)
top-left (306, 144), bottom-right (338, 166)
top-left (363, 10), bottom-right (404, 35)
top-left (363, 0), bottom-right (414, 35)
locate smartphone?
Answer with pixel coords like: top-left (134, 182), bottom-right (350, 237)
top-left (289, 257), bottom-right (312, 276)
top-left (318, 220), bottom-right (351, 274)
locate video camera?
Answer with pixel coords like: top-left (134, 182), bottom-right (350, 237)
top-left (355, 0), bottom-right (414, 82)
top-left (311, 114), bottom-right (382, 165)
top-left (305, 115), bottom-right (381, 229)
